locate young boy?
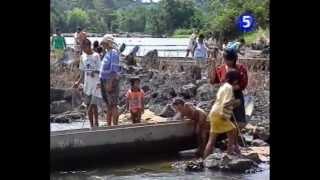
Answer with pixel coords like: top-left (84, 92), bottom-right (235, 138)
top-left (172, 98), bottom-right (210, 158)
top-left (203, 70), bottom-right (241, 158)
top-left (73, 38), bottom-right (101, 129)
top-left (126, 77), bottom-right (145, 123)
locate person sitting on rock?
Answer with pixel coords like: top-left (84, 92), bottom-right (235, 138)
top-left (204, 70), bottom-right (242, 158)
top-left (126, 77), bottom-right (145, 124)
top-left (172, 98), bottom-right (210, 158)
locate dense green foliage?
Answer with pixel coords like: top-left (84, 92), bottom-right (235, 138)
top-left (51, 0), bottom-right (269, 40)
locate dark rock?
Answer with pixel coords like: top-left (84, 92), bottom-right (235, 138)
top-left (253, 126), bottom-right (269, 141)
top-left (159, 104), bottom-right (176, 117)
top-left (50, 88), bottom-right (66, 102)
top-left (195, 79), bottom-right (208, 87)
top-left (204, 153), bottom-right (258, 172)
top-left (242, 152), bottom-right (261, 163)
top-left (185, 160), bottom-right (204, 172)
top-left (228, 158), bottom-right (257, 172)
top-left (196, 101), bottom-right (213, 113)
top-left (251, 139), bottom-right (268, 146)
top-left (148, 104), bottom-right (164, 115)
top-left (50, 111), bottom-right (85, 123)
top-left (142, 85), bottom-right (151, 93)
top-left (179, 83), bottom-right (197, 99)
top-left (50, 100), bottom-right (72, 114)
top-left (196, 83), bottom-right (217, 101)
top-left (190, 65), bottom-right (202, 80)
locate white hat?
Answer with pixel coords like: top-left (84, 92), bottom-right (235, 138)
top-left (101, 34), bottom-right (115, 44)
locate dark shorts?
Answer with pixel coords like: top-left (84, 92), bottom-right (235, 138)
top-left (100, 78), bottom-right (120, 107)
top-left (84, 94), bottom-right (101, 106)
top-left (232, 90), bottom-right (246, 123)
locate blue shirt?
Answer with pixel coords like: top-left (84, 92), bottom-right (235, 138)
top-left (99, 49), bottom-right (121, 80)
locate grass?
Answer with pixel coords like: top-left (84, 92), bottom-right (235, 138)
top-left (242, 28), bottom-right (269, 44)
top-left (170, 34), bottom-right (190, 38)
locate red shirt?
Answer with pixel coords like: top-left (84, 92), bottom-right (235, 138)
top-left (211, 64), bottom-right (248, 91)
top-left (126, 89), bottom-right (145, 112)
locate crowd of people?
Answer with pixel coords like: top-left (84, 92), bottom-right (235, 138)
top-left (51, 27), bottom-right (250, 159)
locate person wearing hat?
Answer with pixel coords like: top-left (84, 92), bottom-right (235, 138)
top-left (99, 34), bottom-right (121, 126)
top-left (125, 77), bottom-right (145, 124)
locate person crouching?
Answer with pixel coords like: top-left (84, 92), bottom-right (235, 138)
top-left (126, 78), bottom-right (145, 123)
top-left (172, 98), bottom-right (210, 158)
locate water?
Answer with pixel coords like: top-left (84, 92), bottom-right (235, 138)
top-left (64, 37), bottom-right (189, 57)
top-left (50, 155), bottom-right (269, 180)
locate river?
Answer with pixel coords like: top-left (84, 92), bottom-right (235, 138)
top-left (64, 37), bottom-right (189, 57)
top-left (51, 37), bottom-right (269, 179)
top-left (50, 152), bottom-right (269, 180)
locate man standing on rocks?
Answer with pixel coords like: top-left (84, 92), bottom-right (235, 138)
top-left (172, 98), bottom-right (210, 158)
top-left (209, 49), bottom-right (248, 130)
top-left (73, 39), bottom-right (102, 129)
top-left (99, 35), bottom-right (121, 126)
top-left (191, 34), bottom-right (208, 80)
top-left (51, 28), bottom-right (66, 62)
top-left (185, 29), bottom-right (199, 58)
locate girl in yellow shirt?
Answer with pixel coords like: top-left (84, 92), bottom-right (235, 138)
top-left (203, 70), bottom-right (241, 158)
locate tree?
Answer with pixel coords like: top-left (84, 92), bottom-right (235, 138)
top-left (67, 8), bottom-right (89, 31)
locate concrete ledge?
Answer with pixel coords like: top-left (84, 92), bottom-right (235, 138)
top-left (51, 120), bottom-right (197, 170)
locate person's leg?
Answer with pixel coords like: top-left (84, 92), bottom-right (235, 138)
top-left (112, 106), bottom-right (119, 125)
top-left (106, 105), bottom-right (112, 126)
top-left (91, 104), bottom-right (99, 127)
top-left (226, 128), bottom-right (236, 154)
top-left (131, 111), bottom-right (136, 124)
top-left (87, 105), bottom-right (94, 128)
top-left (136, 111), bottom-right (141, 123)
top-left (199, 130), bottom-right (209, 157)
top-left (203, 133), bottom-right (217, 159)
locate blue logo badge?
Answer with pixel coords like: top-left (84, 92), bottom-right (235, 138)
top-left (237, 13), bottom-right (256, 32)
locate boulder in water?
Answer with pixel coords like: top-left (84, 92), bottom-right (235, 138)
top-left (204, 152), bottom-right (258, 172)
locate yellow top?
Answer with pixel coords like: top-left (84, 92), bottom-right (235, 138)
top-left (209, 82), bottom-right (234, 120)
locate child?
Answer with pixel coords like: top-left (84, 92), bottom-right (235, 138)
top-left (172, 98), bottom-right (210, 158)
top-left (126, 77), bottom-right (145, 123)
top-left (73, 38), bottom-right (101, 129)
top-left (203, 70), bottom-right (241, 158)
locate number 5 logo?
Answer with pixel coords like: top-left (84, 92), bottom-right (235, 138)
top-left (238, 13), bottom-right (255, 32)
top-left (242, 16), bottom-right (252, 28)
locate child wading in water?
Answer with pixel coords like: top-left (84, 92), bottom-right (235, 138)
top-left (203, 70), bottom-right (241, 158)
top-left (126, 77), bottom-right (145, 123)
top-left (172, 98), bottom-right (210, 158)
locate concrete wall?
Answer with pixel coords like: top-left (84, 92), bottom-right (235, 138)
top-left (51, 121), bottom-right (197, 170)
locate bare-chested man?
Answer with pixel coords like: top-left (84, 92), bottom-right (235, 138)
top-left (172, 98), bottom-right (210, 158)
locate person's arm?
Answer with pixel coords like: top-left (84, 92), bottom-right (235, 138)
top-left (63, 37), bottom-right (67, 49)
top-left (125, 90), bottom-right (130, 112)
top-left (73, 70), bottom-right (84, 88)
top-left (239, 65), bottom-right (248, 90)
top-left (73, 57), bottom-right (84, 88)
top-left (141, 91), bottom-right (145, 114)
top-left (172, 112), bottom-right (183, 121)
